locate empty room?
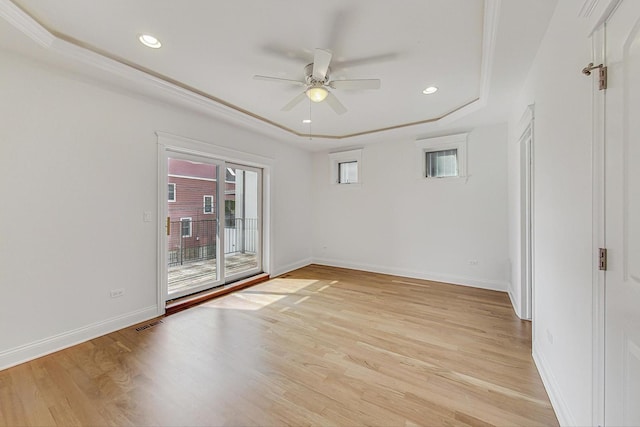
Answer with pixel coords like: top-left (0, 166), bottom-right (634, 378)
top-left (1, 0), bottom-right (638, 425)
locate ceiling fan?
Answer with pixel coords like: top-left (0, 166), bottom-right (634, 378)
top-left (253, 48), bottom-right (381, 115)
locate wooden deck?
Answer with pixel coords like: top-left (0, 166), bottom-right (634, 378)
top-left (0, 265), bottom-right (558, 426)
top-left (168, 252), bottom-right (258, 294)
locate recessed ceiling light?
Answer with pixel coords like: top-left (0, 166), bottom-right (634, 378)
top-left (423, 86), bottom-right (438, 95)
top-left (302, 119), bottom-right (312, 124)
top-left (139, 34), bottom-right (162, 49)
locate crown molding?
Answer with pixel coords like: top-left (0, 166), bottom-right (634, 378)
top-left (0, 0), bottom-right (498, 142)
top-left (0, 0), bottom-right (53, 47)
top-left (0, 0), bottom-right (302, 144)
top-left (435, 0), bottom-right (499, 126)
top-left (480, 0), bottom-right (500, 102)
top-left (579, 0), bottom-right (600, 17)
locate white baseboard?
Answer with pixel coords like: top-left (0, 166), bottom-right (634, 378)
top-left (533, 346), bottom-right (575, 426)
top-left (0, 305), bottom-right (158, 371)
top-left (312, 257), bottom-right (508, 292)
top-left (271, 257), bottom-right (313, 277)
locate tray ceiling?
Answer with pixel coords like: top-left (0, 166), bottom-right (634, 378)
top-left (0, 0), bottom-right (558, 143)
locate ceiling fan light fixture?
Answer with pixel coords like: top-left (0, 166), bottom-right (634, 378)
top-left (306, 86), bottom-right (328, 102)
top-left (139, 34), bottom-right (162, 49)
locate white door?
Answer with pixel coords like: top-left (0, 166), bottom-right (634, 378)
top-left (604, 1), bottom-right (640, 424)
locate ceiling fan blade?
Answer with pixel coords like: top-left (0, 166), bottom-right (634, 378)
top-left (281, 92), bottom-right (307, 111)
top-left (329, 79), bottom-right (381, 90)
top-left (253, 75), bottom-right (306, 86)
top-left (324, 92), bottom-right (347, 115)
top-left (334, 52), bottom-right (398, 68)
top-left (312, 49), bottom-right (332, 80)
top-left (260, 43), bottom-right (310, 63)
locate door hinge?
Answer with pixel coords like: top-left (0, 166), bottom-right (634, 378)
top-left (581, 63), bottom-right (607, 90)
top-left (166, 216), bottom-right (171, 236)
top-left (598, 66), bottom-right (607, 90)
top-left (599, 248), bottom-right (607, 271)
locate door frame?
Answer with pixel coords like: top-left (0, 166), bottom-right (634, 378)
top-left (518, 105), bottom-right (535, 321)
top-left (156, 132), bottom-right (274, 315)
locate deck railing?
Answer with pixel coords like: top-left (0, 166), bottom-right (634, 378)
top-left (168, 217), bottom-right (258, 266)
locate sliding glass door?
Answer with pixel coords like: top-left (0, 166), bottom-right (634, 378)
top-left (163, 152), bottom-right (263, 301)
top-left (166, 153), bottom-right (224, 299)
top-left (224, 164), bottom-right (262, 281)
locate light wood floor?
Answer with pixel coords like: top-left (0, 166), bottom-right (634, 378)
top-left (0, 265), bottom-right (558, 426)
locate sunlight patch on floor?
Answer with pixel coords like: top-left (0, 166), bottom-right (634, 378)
top-left (258, 278), bottom-right (320, 294)
top-left (205, 278), bottom-right (322, 311)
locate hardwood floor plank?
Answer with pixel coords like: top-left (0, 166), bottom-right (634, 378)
top-left (0, 265), bottom-right (558, 426)
top-left (0, 367), bottom-right (31, 426)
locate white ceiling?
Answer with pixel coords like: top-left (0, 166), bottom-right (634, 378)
top-left (0, 0), bottom-right (558, 147)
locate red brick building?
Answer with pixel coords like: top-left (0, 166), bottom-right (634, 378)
top-left (167, 158), bottom-right (235, 265)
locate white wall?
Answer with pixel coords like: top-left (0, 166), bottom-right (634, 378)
top-left (312, 124), bottom-right (509, 291)
top-left (508, 0), bottom-right (594, 424)
top-left (0, 51), bottom-right (313, 369)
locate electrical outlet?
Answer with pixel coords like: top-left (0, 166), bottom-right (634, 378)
top-left (143, 211), bottom-right (152, 222)
top-left (546, 329), bottom-right (554, 344)
top-left (110, 288), bottom-right (125, 298)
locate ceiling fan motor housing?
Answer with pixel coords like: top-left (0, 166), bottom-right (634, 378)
top-left (305, 63), bottom-right (330, 85)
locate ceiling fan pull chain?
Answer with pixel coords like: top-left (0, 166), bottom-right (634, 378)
top-left (308, 98), bottom-right (313, 140)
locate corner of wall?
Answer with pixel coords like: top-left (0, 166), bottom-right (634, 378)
top-left (271, 258), bottom-right (313, 278)
top-left (506, 282), bottom-right (523, 319)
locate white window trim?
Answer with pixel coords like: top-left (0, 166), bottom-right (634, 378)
top-left (168, 183), bottom-right (176, 202)
top-left (180, 217), bottom-right (192, 238)
top-left (415, 133), bottom-right (468, 180)
top-left (329, 148), bottom-right (363, 188)
top-left (168, 173), bottom-right (216, 182)
top-left (203, 195), bottom-right (214, 214)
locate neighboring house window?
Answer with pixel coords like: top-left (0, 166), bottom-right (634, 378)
top-left (180, 217), bottom-right (192, 238)
top-left (415, 133), bottom-right (468, 180)
top-left (203, 195), bottom-right (214, 214)
top-left (225, 200), bottom-right (236, 227)
top-left (168, 183), bottom-right (176, 202)
top-left (329, 148), bottom-right (363, 187)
